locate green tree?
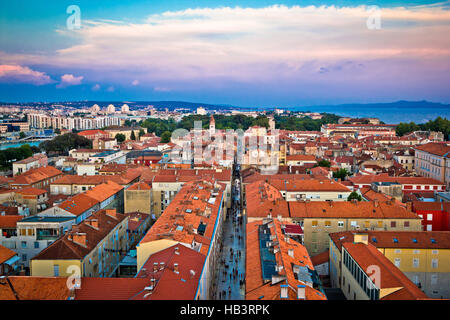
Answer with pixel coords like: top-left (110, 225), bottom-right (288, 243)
top-left (130, 130), bottom-right (136, 141)
top-left (333, 168), bottom-right (350, 180)
top-left (139, 129), bottom-right (145, 138)
top-left (160, 131), bottom-right (171, 143)
top-left (347, 191), bottom-right (362, 202)
top-left (316, 159), bottom-right (331, 168)
top-left (54, 128), bottom-right (61, 135)
top-left (19, 132), bottom-right (26, 139)
top-left (39, 133), bottom-right (92, 155)
top-left (115, 133), bottom-right (126, 143)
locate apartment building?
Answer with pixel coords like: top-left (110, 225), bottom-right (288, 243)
top-left (415, 142), bottom-right (450, 189)
top-left (329, 230), bottom-right (450, 299)
top-left (50, 169), bottom-right (140, 195)
top-left (28, 113), bottom-right (121, 130)
top-left (31, 209), bottom-right (128, 277)
top-left (349, 174), bottom-right (446, 193)
top-left (413, 201), bottom-right (450, 231)
top-left (8, 166), bottom-right (62, 190)
top-left (289, 199), bottom-right (422, 255)
top-left (15, 215), bottom-right (76, 268)
top-left (12, 154), bottom-right (48, 176)
top-left (339, 241), bottom-right (427, 300)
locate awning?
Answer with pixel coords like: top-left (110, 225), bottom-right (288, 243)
top-left (4, 255), bottom-right (20, 266)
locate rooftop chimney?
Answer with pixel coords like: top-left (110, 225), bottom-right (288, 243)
top-left (297, 285), bottom-right (306, 300)
top-left (72, 232), bottom-right (87, 247)
top-left (105, 209), bottom-right (117, 219)
top-left (288, 249), bottom-right (294, 258)
top-left (86, 219), bottom-right (99, 229)
top-left (374, 199), bottom-right (379, 207)
top-left (280, 284), bottom-right (289, 299)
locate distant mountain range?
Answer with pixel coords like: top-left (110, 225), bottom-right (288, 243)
top-left (1, 99), bottom-right (449, 113)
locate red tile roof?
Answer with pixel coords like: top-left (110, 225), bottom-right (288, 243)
top-left (0, 277), bottom-right (71, 300)
top-left (75, 278), bottom-right (150, 300)
top-left (139, 179), bottom-right (225, 256)
top-left (245, 219), bottom-right (326, 300)
top-left (134, 244), bottom-right (205, 300)
top-left (415, 142), bottom-right (450, 157)
top-left (289, 201), bottom-right (420, 219)
top-left (342, 242), bottom-right (427, 300)
top-left (330, 230), bottom-right (450, 250)
top-left (0, 244), bottom-right (17, 264)
top-left (0, 215), bottom-right (23, 228)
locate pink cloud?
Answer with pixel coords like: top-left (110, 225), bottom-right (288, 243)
top-left (0, 64), bottom-right (53, 85)
top-left (56, 73), bottom-right (84, 88)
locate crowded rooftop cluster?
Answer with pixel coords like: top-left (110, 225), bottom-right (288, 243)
top-left (0, 111), bottom-right (449, 301)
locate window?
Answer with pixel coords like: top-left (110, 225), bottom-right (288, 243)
top-left (22, 254), bottom-right (27, 261)
top-left (325, 221), bottom-right (331, 227)
top-left (431, 274), bottom-right (438, 286)
top-left (364, 221), bottom-right (370, 228)
top-left (21, 241), bottom-right (27, 248)
top-left (34, 242), bottom-right (39, 249)
top-left (413, 249), bottom-right (420, 254)
top-left (338, 221), bottom-right (344, 228)
top-left (377, 221), bottom-right (383, 228)
top-left (311, 220), bottom-right (318, 227)
top-left (404, 221), bottom-right (410, 228)
top-left (413, 258), bottom-right (419, 268)
top-left (350, 221), bottom-right (357, 227)
top-left (395, 249), bottom-right (401, 254)
top-left (427, 214), bottom-right (433, 221)
top-left (54, 265), bottom-right (60, 276)
top-left (394, 258), bottom-right (401, 267)
top-left (432, 250), bottom-right (438, 255)
top-left (391, 221), bottom-right (396, 228)
top-left (432, 259), bottom-right (438, 269)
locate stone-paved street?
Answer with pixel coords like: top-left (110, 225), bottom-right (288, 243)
top-left (212, 166), bottom-right (246, 300)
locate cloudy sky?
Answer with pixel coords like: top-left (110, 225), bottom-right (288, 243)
top-left (0, 0), bottom-right (449, 107)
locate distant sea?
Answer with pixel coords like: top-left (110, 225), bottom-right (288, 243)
top-left (0, 141), bottom-right (41, 151)
top-left (289, 105), bottom-right (450, 124)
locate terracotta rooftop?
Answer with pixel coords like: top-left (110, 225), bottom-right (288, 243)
top-left (9, 166), bottom-right (62, 186)
top-left (127, 181), bottom-right (152, 191)
top-left (14, 187), bottom-right (47, 196)
top-left (269, 178), bottom-right (350, 192)
top-left (289, 200), bottom-right (420, 219)
top-left (245, 181), bottom-right (289, 218)
top-left (342, 242), bottom-right (428, 300)
top-left (0, 215), bottom-right (24, 228)
top-left (0, 277), bottom-right (71, 300)
top-left (134, 244), bottom-right (205, 300)
top-left (0, 244), bottom-right (17, 264)
top-left (139, 179), bottom-right (225, 256)
top-left (245, 219), bottom-right (326, 300)
top-left (349, 174), bottom-right (444, 186)
top-left (75, 278), bottom-right (150, 300)
top-left (330, 230), bottom-right (450, 251)
top-left (286, 155), bottom-right (317, 161)
top-left (415, 142), bottom-right (450, 157)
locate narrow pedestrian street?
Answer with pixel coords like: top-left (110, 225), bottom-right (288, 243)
top-left (212, 164), bottom-right (246, 300)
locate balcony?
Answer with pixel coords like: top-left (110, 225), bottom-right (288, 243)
top-left (36, 229), bottom-right (59, 241)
